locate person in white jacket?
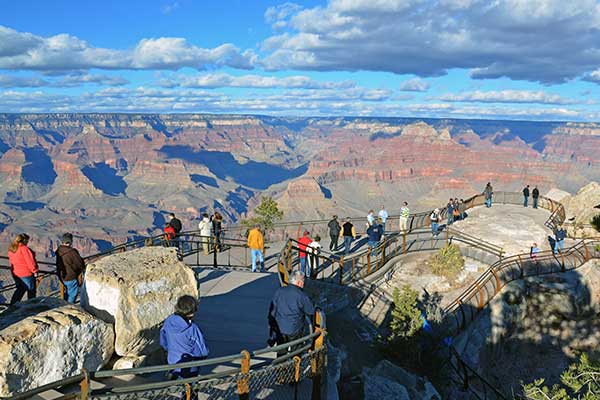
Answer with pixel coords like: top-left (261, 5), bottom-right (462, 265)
top-left (307, 235), bottom-right (322, 279)
top-left (198, 213), bottom-right (212, 255)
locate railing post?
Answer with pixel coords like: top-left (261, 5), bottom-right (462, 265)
top-left (311, 311), bottom-right (325, 400)
top-left (402, 231), bottom-right (407, 254)
top-left (339, 257), bottom-right (344, 285)
top-left (184, 383), bottom-right (192, 400)
top-left (445, 227), bottom-right (449, 245)
top-left (237, 350), bottom-right (251, 400)
top-left (59, 279), bottom-right (65, 300)
top-left (80, 369), bottom-right (90, 400)
top-left (366, 252), bottom-right (371, 275)
top-left (382, 237), bottom-right (387, 265)
top-left (213, 242), bottom-right (218, 268)
top-left (293, 355), bottom-right (301, 397)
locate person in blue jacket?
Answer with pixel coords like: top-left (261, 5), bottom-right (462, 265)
top-left (160, 295), bottom-right (209, 379)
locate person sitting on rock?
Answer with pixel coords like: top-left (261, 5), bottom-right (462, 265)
top-left (160, 295), bottom-right (209, 379)
top-left (55, 233), bottom-right (85, 303)
top-left (8, 233), bottom-right (38, 304)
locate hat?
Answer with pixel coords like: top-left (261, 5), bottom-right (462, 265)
top-left (303, 230), bottom-right (310, 235)
top-left (61, 233), bottom-right (73, 245)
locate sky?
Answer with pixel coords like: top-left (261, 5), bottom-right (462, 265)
top-left (2, 0), bottom-right (600, 121)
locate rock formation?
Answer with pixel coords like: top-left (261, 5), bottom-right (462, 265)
top-left (81, 247), bottom-right (198, 357)
top-left (558, 182), bottom-right (600, 237)
top-left (0, 297), bottom-right (114, 397)
top-left (362, 360), bottom-right (441, 400)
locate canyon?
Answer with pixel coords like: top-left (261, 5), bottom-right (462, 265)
top-left (1, 114), bottom-right (600, 257)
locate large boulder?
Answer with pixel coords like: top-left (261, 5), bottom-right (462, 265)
top-left (0, 297), bottom-right (114, 397)
top-left (362, 360), bottom-right (441, 400)
top-left (81, 247), bottom-right (198, 357)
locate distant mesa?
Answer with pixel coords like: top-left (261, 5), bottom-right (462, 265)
top-left (190, 174), bottom-right (219, 188)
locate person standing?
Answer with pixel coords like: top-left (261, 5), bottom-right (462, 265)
top-left (366, 219), bottom-right (384, 257)
top-left (308, 235), bottom-right (322, 279)
top-left (459, 199), bottom-right (466, 220)
top-left (198, 213), bottom-right (212, 255)
top-left (523, 185), bottom-right (530, 207)
top-left (430, 209), bottom-right (441, 237)
top-left (530, 242), bottom-right (540, 261)
top-left (378, 205), bottom-right (389, 232)
top-left (160, 295), bottom-right (209, 379)
top-left (367, 210), bottom-right (375, 226)
top-left (55, 233), bottom-right (85, 303)
top-left (341, 218), bottom-right (357, 255)
top-left (399, 202), bottom-right (410, 232)
top-left (247, 224), bottom-right (265, 272)
top-left (532, 186), bottom-right (540, 209)
top-left (327, 215), bottom-right (341, 251)
top-left (164, 223), bottom-right (176, 246)
top-left (447, 199), bottom-right (455, 226)
top-left (212, 212), bottom-right (224, 251)
top-left (554, 226), bottom-right (566, 254)
top-left (8, 233), bottom-right (38, 304)
top-left (484, 182), bottom-right (493, 208)
top-left (168, 213), bottom-right (182, 234)
top-left (268, 271), bottom-right (315, 355)
top-left (297, 231), bottom-right (312, 275)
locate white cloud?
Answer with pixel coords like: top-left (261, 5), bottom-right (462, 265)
top-left (261, 0), bottom-right (600, 83)
top-left (162, 2), bottom-right (180, 14)
top-left (0, 25), bottom-right (256, 72)
top-left (158, 72), bottom-right (356, 89)
top-left (0, 72), bottom-right (128, 88)
top-left (399, 77), bottom-right (430, 92)
top-left (435, 90), bottom-right (576, 105)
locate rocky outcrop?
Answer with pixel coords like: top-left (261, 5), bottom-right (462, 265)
top-left (559, 182), bottom-right (600, 237)
top-left (0, 297), bottom-right (114, 397)
top-left (81, 247), bottom-right (198, 357)
top-left (362, 360), bottom-right (441, 400)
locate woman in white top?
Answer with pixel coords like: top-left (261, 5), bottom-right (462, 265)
top-left (198, 213), bottom-right (212, 255)
top-left (307, 235), bottom-right (322, 279)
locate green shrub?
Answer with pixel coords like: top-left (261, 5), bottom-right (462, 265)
top-left (390, 285), bottom-right (423, 340)
top-left (591, 214), bottom-right (600, 233)
top-left (428, 244), bottom-right (465, 282)
top-left (241, 196), bottom-right (283, 232)
top-left (522, 353), bottom-right (600, 399)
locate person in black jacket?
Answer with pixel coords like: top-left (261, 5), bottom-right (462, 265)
top-left (168, 213), bottom-right (182, 233)
top-left (532, 186), bottom-right (540, 209)
top-left (523, 185), bottom-right (530, 207)
top-left (327, 215), bottom-right (341, 251)
top-left (55, 233), bottom-right (85, 303)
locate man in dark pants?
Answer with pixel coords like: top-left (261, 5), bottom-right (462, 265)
top-left (532, 186), bottom-right (540, 209)
top-left (327, 215), bottom-right (341, 251)
top-left (168, 213), bottom-right (182, 234)
top-left (55, 233), bottom-right (85, 303)
top-left (268, 271), bottom-right (315, 356)
top-left (523, 185), bottom-right (530, 207)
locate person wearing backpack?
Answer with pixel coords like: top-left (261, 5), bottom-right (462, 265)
top-left (327, 215), bottom-right (341, 251)
top-left (430, 209), bottom-right (441, 237)
top-left (532, 186), bottom-right (540, 209)
top-left (523, 185), bottom-right (530, 207)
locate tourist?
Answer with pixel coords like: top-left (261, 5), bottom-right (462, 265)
top-left (327, 215), bottom-right (341, 251)
top-left (247, 224), bottom-right (265, 272)
top-left (308, 235), bottom-right (322, 279)
top-left (532, 186), bottom-right (540, 209)
top-left (168, 213), bottom-right (182, 234)
top-left (7, 233), bottom-right (38, 304)
top-left (530, 243), bottom-right (540, 261)
top-left (268, 271), bottom-right (315, 355)
top-left (198, 213), bottom-right (211, 255)
top-left (554, 226), bottom-right (567, 254)
top-left (55, 233), bottom-right (85, 303)
top-left (367, 210), bottom-right (375, 226)
top-left (366, 218), bottom-right (384, 257)
top-left (160, 295), bottom-right (209, 379)
top-left (297, 231), bottom-right (312, 275)
top-left (523, 185), bottom-right (530, 207)
top-left (452, 198), bottom-right (460, 221)
top-left (164, 223), bottom-right (176, 246)
top-left (212, 212), bottom-right (224, 252)
top-left (430, 209), bottom-right (441, 237)
top-left (447, 199), bottom-right (455, 226)
top-left (459, 199), bottom-right (466, 220)
top-left (341, 217), bottom-right (357, 255)
top-left (484, 182), bottom-right (493, 208)
top-left (378, 205), bottom-right (388, 232)
top-left (399, 202), bottom-right (410, 232)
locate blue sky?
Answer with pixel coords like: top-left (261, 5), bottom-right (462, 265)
top-left (1, 0), bottom-right (600, 120)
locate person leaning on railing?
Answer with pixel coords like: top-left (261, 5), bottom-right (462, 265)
top-left (7, 233), bottom-right (38, 304)
top-left (268, 270), bottom-right (315, 355)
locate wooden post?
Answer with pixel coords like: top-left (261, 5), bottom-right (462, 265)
top-left (311, 311), bottom-right (326, 400)
top-left (237, 350), bottom-right (251, 400)
top-left (184, 383), bottom-right (192, 400)
top-left (339, 257), bottom-right (344, 285)
top-left (366, 252), bottom-right (371, 275)
top-left (80, 369), bottom-right (89, 400)
top-left (402, 231), bottom-right (407, 254)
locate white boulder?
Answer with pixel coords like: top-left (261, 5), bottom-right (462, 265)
top-left (0, 297), bottom-right (114, 397)
top-left (81, 247), bottom-right (198, 357)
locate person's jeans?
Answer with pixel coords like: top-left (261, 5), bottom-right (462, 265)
top-left (524, 196), bottom-right (528, 207)
top-left (329, 235), bottom-right (339, 251)
top-left (251, 249), bottom-right (264, 272)
top-left (368, 241), bottom-right (378, 257)
top-left (299, 257), bottom-right (307, 275)
top-left (381, 222), bottom-right (386, 232)
top-left (63, 279), bottom-right (80, 303)
top-left (447, 213), bottom-right (454, 225)
top-left (343, 236), bottom-right (353, 255)
top-left (554, 239), bottom-right (565, 253)
top-left (533, 198), bottom-right (538, 208)
top-left (399, 217), bottom-right (408, 232)
top-left (485, 197), bottom-right (492, 207)
top-left (431, 222), bottom-right (439, 236)
top-left (10, 274), bottom-right (36, 304)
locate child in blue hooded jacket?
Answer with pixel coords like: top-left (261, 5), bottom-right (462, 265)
top-left (160, 295), bottom-right (209, 378)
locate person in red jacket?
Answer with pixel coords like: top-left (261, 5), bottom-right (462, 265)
top-left (8, 233), bottom-right (38, 304)
top-left (164, 223), bottom-right (176, 246)
top-left (297, 231), bottom-right (312, 276)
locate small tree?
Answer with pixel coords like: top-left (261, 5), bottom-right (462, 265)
top-left (522, 353), bottom-right (600, 399)
top-left (390, 285), bottom-right (423, 340)
top-left (591, 214), bottom-right (600, 233)
top-left (241, 196), bottom-right (284, 232)
top-left (428, 244), bottom-right (465, 282)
